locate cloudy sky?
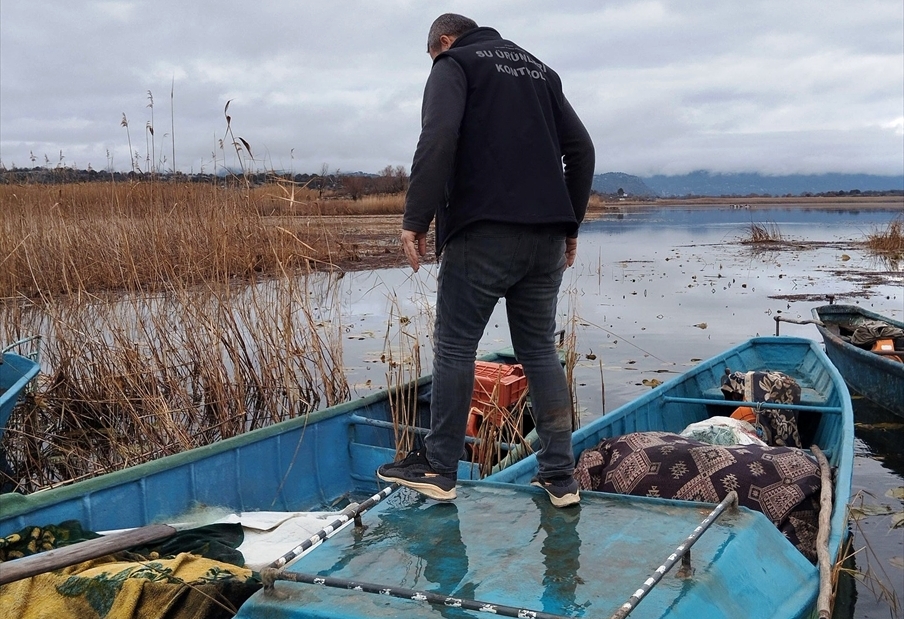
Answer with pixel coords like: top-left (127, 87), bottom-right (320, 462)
top-left (1, 0), bottom-right (902, 177)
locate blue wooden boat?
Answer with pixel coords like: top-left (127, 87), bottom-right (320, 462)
top-left (0, 338), bottom-right (41, 441)
top-left (0, 337), bottom-right (852, 619)
top-left (812, 304), bottom-right (904, 416)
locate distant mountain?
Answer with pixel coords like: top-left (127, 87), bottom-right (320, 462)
top-left (638, 171), bottom-right (904, 197)
top-left (591, 172), bottom-right (655, 197)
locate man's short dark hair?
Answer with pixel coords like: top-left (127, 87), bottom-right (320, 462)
top-left (427, 13), bottom-right (478, 53)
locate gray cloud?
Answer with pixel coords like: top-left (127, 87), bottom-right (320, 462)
top-left (2, 0), bottom-right (901, 176)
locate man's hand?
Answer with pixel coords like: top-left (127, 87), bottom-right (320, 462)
top-left (565, 237), bottom-right (578, 267)
top-left (401, 229), bottom-right (428, 272)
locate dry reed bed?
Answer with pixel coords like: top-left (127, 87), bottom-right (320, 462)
top-left (1, 272), bottom-right (350, 493)
top-left (742, 215), bottom-right (903, 261)
top-left (0, 180), bottom-right (401, 491)
top-left (0, 181), bottom-right (405, 299)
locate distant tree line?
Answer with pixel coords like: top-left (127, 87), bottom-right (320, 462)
top-left (0, 164), bottom-right (409, 200)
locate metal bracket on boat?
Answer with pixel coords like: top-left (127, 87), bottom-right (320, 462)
top-left (773, 315), bottom-right (824, 336)
top-left (608, 491), bottom-right (739, 619)
top-left (261, 568), bottom-right (576, 619)
top-left (1, 335), bottom-right (42, 362)
top-left (1, 335), bottom-right (42, 393)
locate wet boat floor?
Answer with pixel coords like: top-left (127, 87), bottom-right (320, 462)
top-left (238, 481), bottom-right (816, 619)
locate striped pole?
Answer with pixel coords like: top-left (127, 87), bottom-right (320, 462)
top-left (262, 569), bottom-right (574, 619)
top-left (608, 491), bottom-right (739, 619)
top-left (266, 484), bottom-right (398, 571)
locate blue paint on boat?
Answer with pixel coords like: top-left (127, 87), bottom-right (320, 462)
top-left (0, 351), bottom-right (517, 534)
top-left (812, 304), bottom-right (904, 417)
top-left (0, 337), bottom-right (853, 619)
top-left (0, 343), bottom-right (41, 440)
top-left (487, 336), bottom-right (853, 619)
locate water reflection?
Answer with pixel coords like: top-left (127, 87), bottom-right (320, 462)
top-left (321, 492), bottom-right (476, 619)
top-left (853, 398), bottom-right (904, 478)
top-left (531, 494), bottom-right (587, 616)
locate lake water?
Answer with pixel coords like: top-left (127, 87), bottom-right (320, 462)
top-left (334, 203), bottom-right (903, 618)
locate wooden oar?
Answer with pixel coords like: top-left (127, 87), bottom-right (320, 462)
top-left (0, 523), bottom-right (176, 585)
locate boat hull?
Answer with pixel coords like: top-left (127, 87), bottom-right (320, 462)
top-left (0, 350), bottom-right (40, 441)
top-left (0, 351), bottom-right (519, 535)
top-left (812, 304), bottom-right (904, 416)
top-left (0, 338), bottom-right (853, 619)
top-left (487, 336), bottom-right (854, 619)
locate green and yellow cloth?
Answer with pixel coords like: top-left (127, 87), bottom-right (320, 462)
top-left (0, 521), bottom-right (261, 619)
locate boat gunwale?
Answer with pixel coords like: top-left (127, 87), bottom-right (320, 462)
top-left (811, 305), bottom-right (904, 418)
top-left (0, 351), bottom-right (518, 520)
top-left (0, 379), bottom-right (417, 519)
top-left (0, 351), bottom-right (41, 438)
top-left (812, 305), bottom-right (904, 372)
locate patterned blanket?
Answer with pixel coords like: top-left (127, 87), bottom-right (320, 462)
top-left (575, 431), bottom-right (821, 561)
top-left (720, 370), bottom-right (802, 448)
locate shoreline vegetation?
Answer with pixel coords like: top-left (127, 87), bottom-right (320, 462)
top-left (0, 180), bottom-right (901, 493)
top-left (2, 181), bottom-right (901, 298)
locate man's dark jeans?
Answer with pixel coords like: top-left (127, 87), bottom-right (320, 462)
top-left (425, 221), bottom-right (575, 480)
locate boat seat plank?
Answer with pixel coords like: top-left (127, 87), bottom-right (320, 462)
top-left (667, 394), bottom-right (841, 415)
top-left (700, 386), bottom-right (830, 407)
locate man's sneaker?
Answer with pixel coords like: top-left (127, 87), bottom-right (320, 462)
top-left (377, 450), bottom-right (457, 501)
top-left (531, 475), bottom-right (580, 507)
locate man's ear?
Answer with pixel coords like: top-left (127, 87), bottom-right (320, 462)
top-left (439, 34), bottom-right (456, 51)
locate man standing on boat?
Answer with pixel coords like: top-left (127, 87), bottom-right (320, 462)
top-left (377, 14), bottom-right (595, 507)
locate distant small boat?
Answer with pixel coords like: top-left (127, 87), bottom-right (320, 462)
top-left (812, 304), bottom-right (904, 417)
top-left (0, 338), bottom-right (41, 440)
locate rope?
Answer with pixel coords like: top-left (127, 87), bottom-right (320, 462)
top-left (811, 444), bottom-right (834, 619)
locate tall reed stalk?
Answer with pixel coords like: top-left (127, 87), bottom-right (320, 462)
top-left (0, 268), bottom-right (348, 493)
top-left (0, 177), bottom-right (374, 491)
top-left (383, 292), bottom-right (427, 460)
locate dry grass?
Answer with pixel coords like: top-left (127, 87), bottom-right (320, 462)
top-left (0, 180), bottom-right (405, 299)
top-left (0, 179), bottom-right (393, 491)
top-left (833, 492), bottom-right (902, 617)
top-left (744, 221), bottom-right (784, 243)
top-left (383, 295), bottom-right (426, 460)
top-left (865, 216), bottom-right (904, 259)
top-left (0, 179), bottom-right (423, 491)
top-left (0, 270), bottom-right (349, 493)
